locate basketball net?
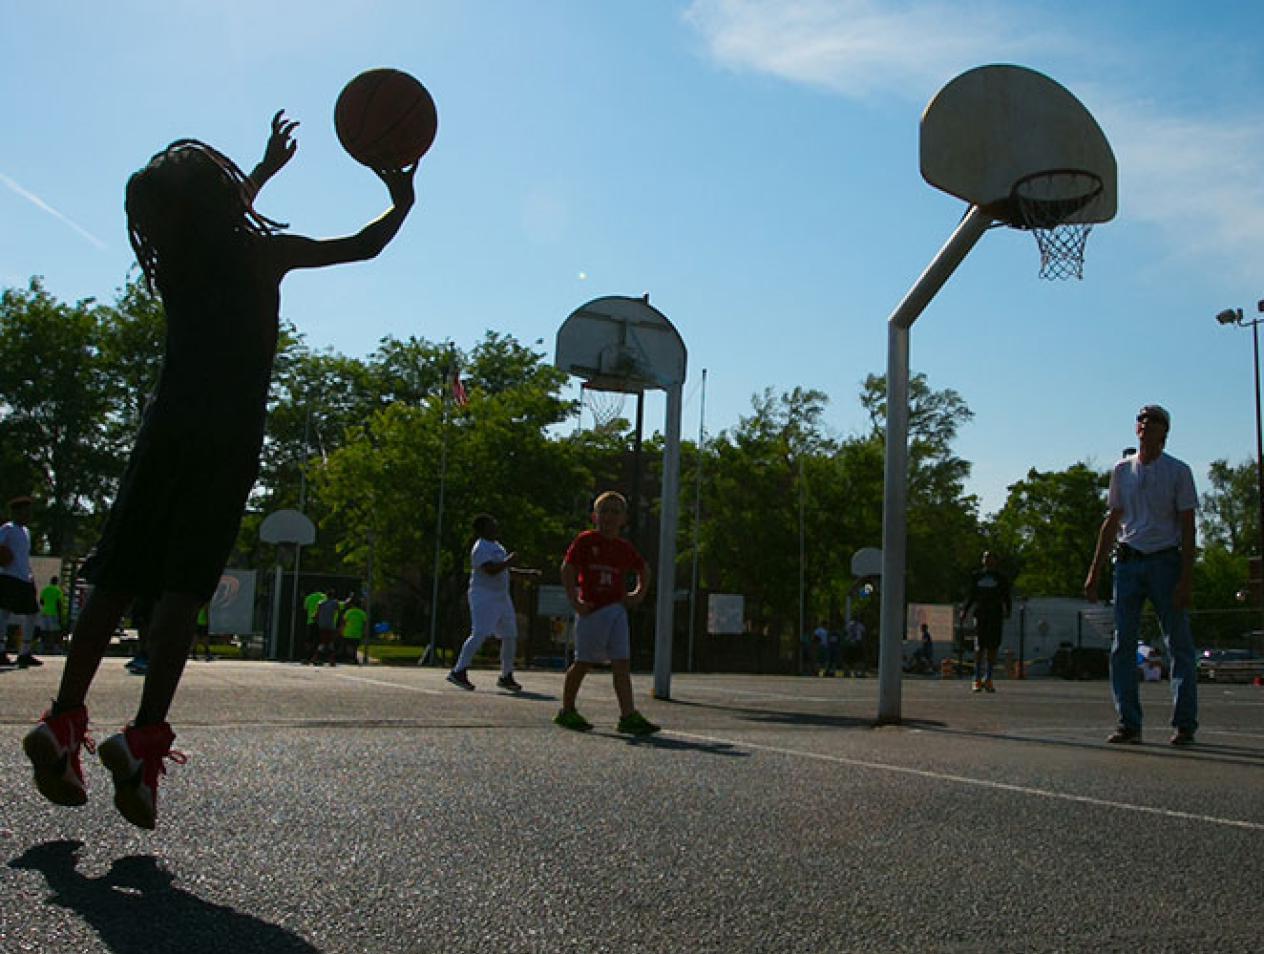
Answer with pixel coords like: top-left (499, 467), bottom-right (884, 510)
top-left (581, 384), bottom-right (627, 432)
top-left (1010, 169), bottom-right (1103, 281)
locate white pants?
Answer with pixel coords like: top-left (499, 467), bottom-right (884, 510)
top-left (455, 593), bottom-right (518, 674)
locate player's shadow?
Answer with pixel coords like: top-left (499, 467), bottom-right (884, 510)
top-left (501, 689), bottom-right (557, 702)
top-left (919, 724), bottom-right (1264, 767)
top-left (621, 733), bottom-right (748, 757)
top-left (664, 696), bottom-right (946, 731)
top-left (9, 840), bottom-right (321, 954)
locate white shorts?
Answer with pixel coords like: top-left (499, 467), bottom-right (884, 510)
top-left (469, 593), bottom-right (518, 640)
top-left (574, 602), bottom-right (629, 664)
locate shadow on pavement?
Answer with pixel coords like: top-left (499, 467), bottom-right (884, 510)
top-left (9, 840), bottom-right (321, 954)
top-left (623, 733), bottom-right (748, 757)
top-left (915, 724), bottom-right (1264, 767)
top-left (663, 696), bottom-right (947, 732)
top-left (500, 689), bottom-right (558, 702)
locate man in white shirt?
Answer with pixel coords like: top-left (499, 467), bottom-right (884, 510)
top-left (0, 496), bottom-right (43, 668)
top-left (1084, 405), bottom-right (1198, 746)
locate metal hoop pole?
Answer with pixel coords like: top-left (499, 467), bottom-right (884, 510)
top-left (879, 205), bottom-right (992, 724)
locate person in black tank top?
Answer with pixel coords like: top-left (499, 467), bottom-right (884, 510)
top-left (23, 111), bottom-right (418, 829)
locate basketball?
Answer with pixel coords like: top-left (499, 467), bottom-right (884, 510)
top-left (334, 68), bottom-right (438, 169)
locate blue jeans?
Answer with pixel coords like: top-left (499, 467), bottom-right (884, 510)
top-left (1110, 549), bottom-right (1198, 733)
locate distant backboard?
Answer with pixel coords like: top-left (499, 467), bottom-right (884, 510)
top-left (556, 296), bottom-right (686, 393)
top-left (921, 64), bottom-right (1116, 226)
top-left (851, 547), bottom-right (882, 578)
top-left (259, 509), bottom-right (316, 546)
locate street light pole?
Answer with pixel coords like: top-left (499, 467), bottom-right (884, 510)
top-left (1215, 304), bottom-right (1264, 602)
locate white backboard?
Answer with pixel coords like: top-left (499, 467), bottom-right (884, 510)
top-left (921, 64), bottom-right (1116, 224)
top-left (556, 295), bottom-right (686, 392)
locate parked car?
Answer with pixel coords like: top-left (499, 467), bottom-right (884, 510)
top-left (1197, 648), bottom-right (1262, 682)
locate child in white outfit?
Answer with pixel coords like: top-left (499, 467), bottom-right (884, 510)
top-left (447, 514), bottom-right (527, 692)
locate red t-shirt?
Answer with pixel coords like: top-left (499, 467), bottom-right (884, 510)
top-left (563, 530), bottom-right (646, 609)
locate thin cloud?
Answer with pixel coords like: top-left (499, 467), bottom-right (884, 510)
top-left (683, 0), bottom-right (1054, 100)
top-left (1100, 99), bottom-right (1264, 277)
top-left (683, 0), bottom-right (1264, 279)
top-left (0, 171), bottom-right (107, 250)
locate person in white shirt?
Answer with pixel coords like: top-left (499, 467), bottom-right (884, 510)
top-left (1084, 404), bottom-right (1198, 746)
top-left (447, 514), bottom-right (536, 692)
top-left (0, 496), bottom-right (42, 668)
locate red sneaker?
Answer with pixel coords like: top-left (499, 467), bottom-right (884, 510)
top-left (23, 706), bottom-right (94, 806)
top-left (98, 722), bottom-right (186, 830)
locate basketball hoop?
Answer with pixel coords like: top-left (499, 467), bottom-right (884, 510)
top-left (581, 383), bottom-right (627, 432)
top-left (1009, 169), bottom-right (1103, 281)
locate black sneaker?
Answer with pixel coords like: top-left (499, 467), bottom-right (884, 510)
top-left (1169, 729), bottom-right (1196, 747)
top-left (1107, 726), bottom-right (1142, 744)
top-left (497, 674), bottom-right (523, 692)
top-left (0, 653), bottom-right (14, 666)
top-left (17, 654), bottom-right (43, 668)
top-left (446, 669), bottom-right (475, 691)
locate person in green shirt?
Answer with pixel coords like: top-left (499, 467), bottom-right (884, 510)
top-left (340, 592), bottom-right (368, 665)
top-left (37, 576), bottom-right (66, 653)
top-left (190, 602), bottom-right (213, 661)
top-left (303, 589), bottom-right (326, 661)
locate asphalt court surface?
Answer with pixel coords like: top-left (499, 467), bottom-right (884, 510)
top-left (1, 660), bottom-right (1261, 953)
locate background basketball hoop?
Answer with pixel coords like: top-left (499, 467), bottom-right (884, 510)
top-left (580, 383), bottom-right (628, 431)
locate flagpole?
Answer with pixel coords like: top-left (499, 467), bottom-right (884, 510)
top-left (422, 349), bottom-right (456, 666)
top-left (687, 368), bottom-right (706, 672)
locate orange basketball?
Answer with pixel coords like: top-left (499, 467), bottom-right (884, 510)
top-left (334, 68), bottom-right (437, 169)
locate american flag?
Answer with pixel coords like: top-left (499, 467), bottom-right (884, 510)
top-left (451, 370), bottom-right (468, 407)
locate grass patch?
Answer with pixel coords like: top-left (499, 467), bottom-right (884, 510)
top-left (366, 644), bottom-right (454, 666)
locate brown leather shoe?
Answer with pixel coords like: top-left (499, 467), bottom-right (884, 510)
top-left (1107, 726), bottom-right (1142, 744)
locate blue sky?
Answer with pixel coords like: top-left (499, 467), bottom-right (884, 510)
top-left (4, 1), bottom-right (1264, 518)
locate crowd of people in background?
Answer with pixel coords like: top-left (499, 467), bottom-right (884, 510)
top-left (303, 588), bottom-right (371, 666)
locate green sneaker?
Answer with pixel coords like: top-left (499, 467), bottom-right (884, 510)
top-left (553, 709), bottom-right (593, 732)
top-left (616, 711), bottom-right (661, 736)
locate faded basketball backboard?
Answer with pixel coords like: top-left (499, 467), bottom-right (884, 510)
top-left (851, 547), bottom-right (882, 578)
top-left (259, 508), bottom-right (316, 546)
top-left (555, 295), bottom-right (687, 393)
top-left (920, 64), bottom-right (1116, 225)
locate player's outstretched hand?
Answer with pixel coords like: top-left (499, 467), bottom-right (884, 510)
top-left (261, 109), bottom-right (299, 173)
top-left (374, 162), bottom-right (417, 210)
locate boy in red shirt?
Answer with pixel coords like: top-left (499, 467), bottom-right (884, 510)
top-left (555, 491), bottom-right (659, 735)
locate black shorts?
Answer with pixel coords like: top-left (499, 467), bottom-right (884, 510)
top-left (81, 408), bottom-right (264, 602)
top-left (0, 576), bottom-right (38, 615)
top-left (974, 617), bottom-right (1003, 651)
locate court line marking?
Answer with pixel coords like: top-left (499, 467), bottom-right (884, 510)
top-left (665, 729), bottom-right (1264, 832)
top-left (330, 672), bottom-right (447, 696)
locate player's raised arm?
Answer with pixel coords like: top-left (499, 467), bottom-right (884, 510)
top-left (270, 164), bottom-right (416, 274)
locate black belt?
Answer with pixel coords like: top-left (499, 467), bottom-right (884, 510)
top-left (1116, 544), bottom-right (1179, 563)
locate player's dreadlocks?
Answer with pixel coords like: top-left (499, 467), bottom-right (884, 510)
top-left (126, 139), bottom-right (288, 289)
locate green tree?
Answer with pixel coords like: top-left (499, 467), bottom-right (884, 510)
top-left (1200, 458), bottom-right (1258, 557)
top-left (0, 278), bottom-right (119, 554)
top-left (309, 334), bottom-right (582, 641)
top-left (692, 387), bottom-right (838, 639)
top-left (990, 463), bottom-right (1108, 597)
top-left (859, 372), bottom-right (983, 602)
